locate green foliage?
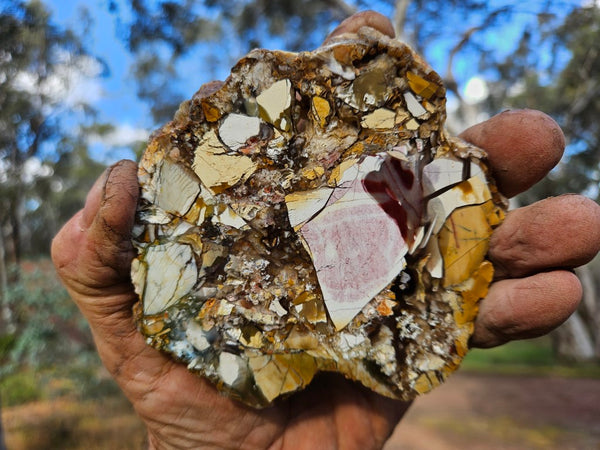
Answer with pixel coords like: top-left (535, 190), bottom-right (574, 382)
top-left (0, 334), bottom-right (16, 359)
top-left (0, 371), bottom-right (42, 407)
top-left (1, 262), bottom-right (95, 378)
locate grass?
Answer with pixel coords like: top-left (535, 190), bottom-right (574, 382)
top-left (0, 371), bottom-right (43, 407)
top-left (463, 336), bottom-right (600, 378)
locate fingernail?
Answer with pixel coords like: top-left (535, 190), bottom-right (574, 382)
top-left (81, 167), bottom-right (110, 229)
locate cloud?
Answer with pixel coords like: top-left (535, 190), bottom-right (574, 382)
top-left (89, 124), bottom-right (150, 147)
top-left (11, 52), bottom-right (104, 111)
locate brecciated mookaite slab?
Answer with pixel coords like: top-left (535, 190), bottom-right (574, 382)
top-left (131, 27), bottom-right (507, 408)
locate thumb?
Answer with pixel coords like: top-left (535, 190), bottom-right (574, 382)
top-left (51, 159), bottom-right (139, 311)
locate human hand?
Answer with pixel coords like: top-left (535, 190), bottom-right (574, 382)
top-left (51, 11), bottom-right (600, 450)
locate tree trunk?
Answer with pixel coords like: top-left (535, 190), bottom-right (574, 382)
top-left (552, 264), bottom-right (599, 362)
top-left (0, 229), bottom-right (12, 335)
top-left (0, 400), bottom-right (6, 450)
top-left (553, 312), bottom-right (595, 362)
top-left (393, 0), bottom-right (411, 40)
top-left (578, 264), bottom-right (600, 358)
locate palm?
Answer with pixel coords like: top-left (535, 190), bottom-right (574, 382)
top-left (134, 363), bottom-right (409, 449)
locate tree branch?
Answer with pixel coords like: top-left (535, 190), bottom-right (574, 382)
top-left (326, 0), bottom-right (357, 19)
top-left (392, 0), bottom-right (411, 40)
top-left (445, 6), bottom-right (512, 103)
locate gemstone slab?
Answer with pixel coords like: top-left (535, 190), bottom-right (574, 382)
top-left (131, 27), bottom-right (507, 408)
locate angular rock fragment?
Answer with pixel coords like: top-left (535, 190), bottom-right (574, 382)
top-left (131, 27), bottom-right (507, 408)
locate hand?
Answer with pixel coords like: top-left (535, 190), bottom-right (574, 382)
top-left (51, 11), bottom-right (600, 450)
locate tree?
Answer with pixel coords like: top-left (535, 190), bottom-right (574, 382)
top-left (0, 0), bottom-right (105, 373)
top-left (0, 0), bottom-right (101, 269)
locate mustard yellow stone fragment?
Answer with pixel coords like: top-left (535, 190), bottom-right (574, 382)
top-left (301, 165), bottom-right (325, 181)
top-left (438, 202), bottom-right (493, 287)
top-left (407, 71), bottom-right (438, 99)
top-left (455, 261), bottom-right (494, 326)
top-left (249, 354), bottom-right (318, 402)
top-left (311, 96), bottom-right (331, 128)
top-left (413, 372), bottom-right (441, 395)
top-left (201, 99), bottom-right (221, 122)
top-left (328, 158), bottom-right (357, 186)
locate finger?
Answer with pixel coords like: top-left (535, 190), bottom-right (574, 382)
top-left (471, 270), bottom-right (582, 348)
top-left (52, 160), bottom-right (139, 296)
top-left (460, 109), bottom-right (565, 198)
top-left (323, 10), bottom-right (395, 45)
top-left (489, 195), bottom-right (600, 279)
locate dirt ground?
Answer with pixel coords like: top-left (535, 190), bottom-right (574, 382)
top-left (3, 372), bottom-right (600, 449)
top-left (386, 372), bottom-right (600, 449)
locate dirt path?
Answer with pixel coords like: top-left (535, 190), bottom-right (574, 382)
top-left (385, 372), bottom-right (600, 449)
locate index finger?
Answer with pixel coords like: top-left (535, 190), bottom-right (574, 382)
top-left (322, 11), bottom-right (395, 45)
top-left (459, 109), bottom-right (565, 198)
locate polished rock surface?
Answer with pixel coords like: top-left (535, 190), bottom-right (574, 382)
top-left (131, 27), bottom-right (507, 408)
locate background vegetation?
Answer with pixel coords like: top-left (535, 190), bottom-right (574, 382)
top-left (1, 0), bottom-right (599, 448)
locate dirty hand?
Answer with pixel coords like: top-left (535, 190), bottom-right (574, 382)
top-left (51, 11), bottom-right (600, 450)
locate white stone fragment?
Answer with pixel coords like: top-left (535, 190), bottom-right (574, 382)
top-left (218, 113), bottom-right (261, 150)
top-left (143, 242), bottom-right (198, 315)
top-left (217, 301), bottom-right (234, 316)
top-left (131, 258), bottom-right (147, 299)
top-left (138, 208), bottom-right (171, 225)
top-left (337, 332), bottom-right (366, 351)
top-left (212, 206), bottom-right (248, 229)
top-left (422, 157), bottom-right (464, 196)
top-left (325, 53), bottom-right (356, 80)
top-left (186, 320), bottom-right (210, 351)
top-left (425, 238), bottom-right (443, 279)
top-left (155, 160), bottom-right (200, 216)
top-left (285, 188), bottom-right (334, 229)
top-left (416, 355), bottom-right (446, 371)
top-left (159, 220), bottom-right (194, 239)
top-left (403, 92), bottom-right (427, 117)
top-left (218, 352), bottom-right (247, 387)
top-left (298, 155), bottom-right (408, 330)
top-left (169, 339), bottom-right (195, 358)
top-left (408, 226), bottom-right (425, 254)
top-left (371, 325), bottom-right (397, 376)
top-left (256, 79), bottom-right (292, 127)
top-left (269, 298), bottom-right (287, 316)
